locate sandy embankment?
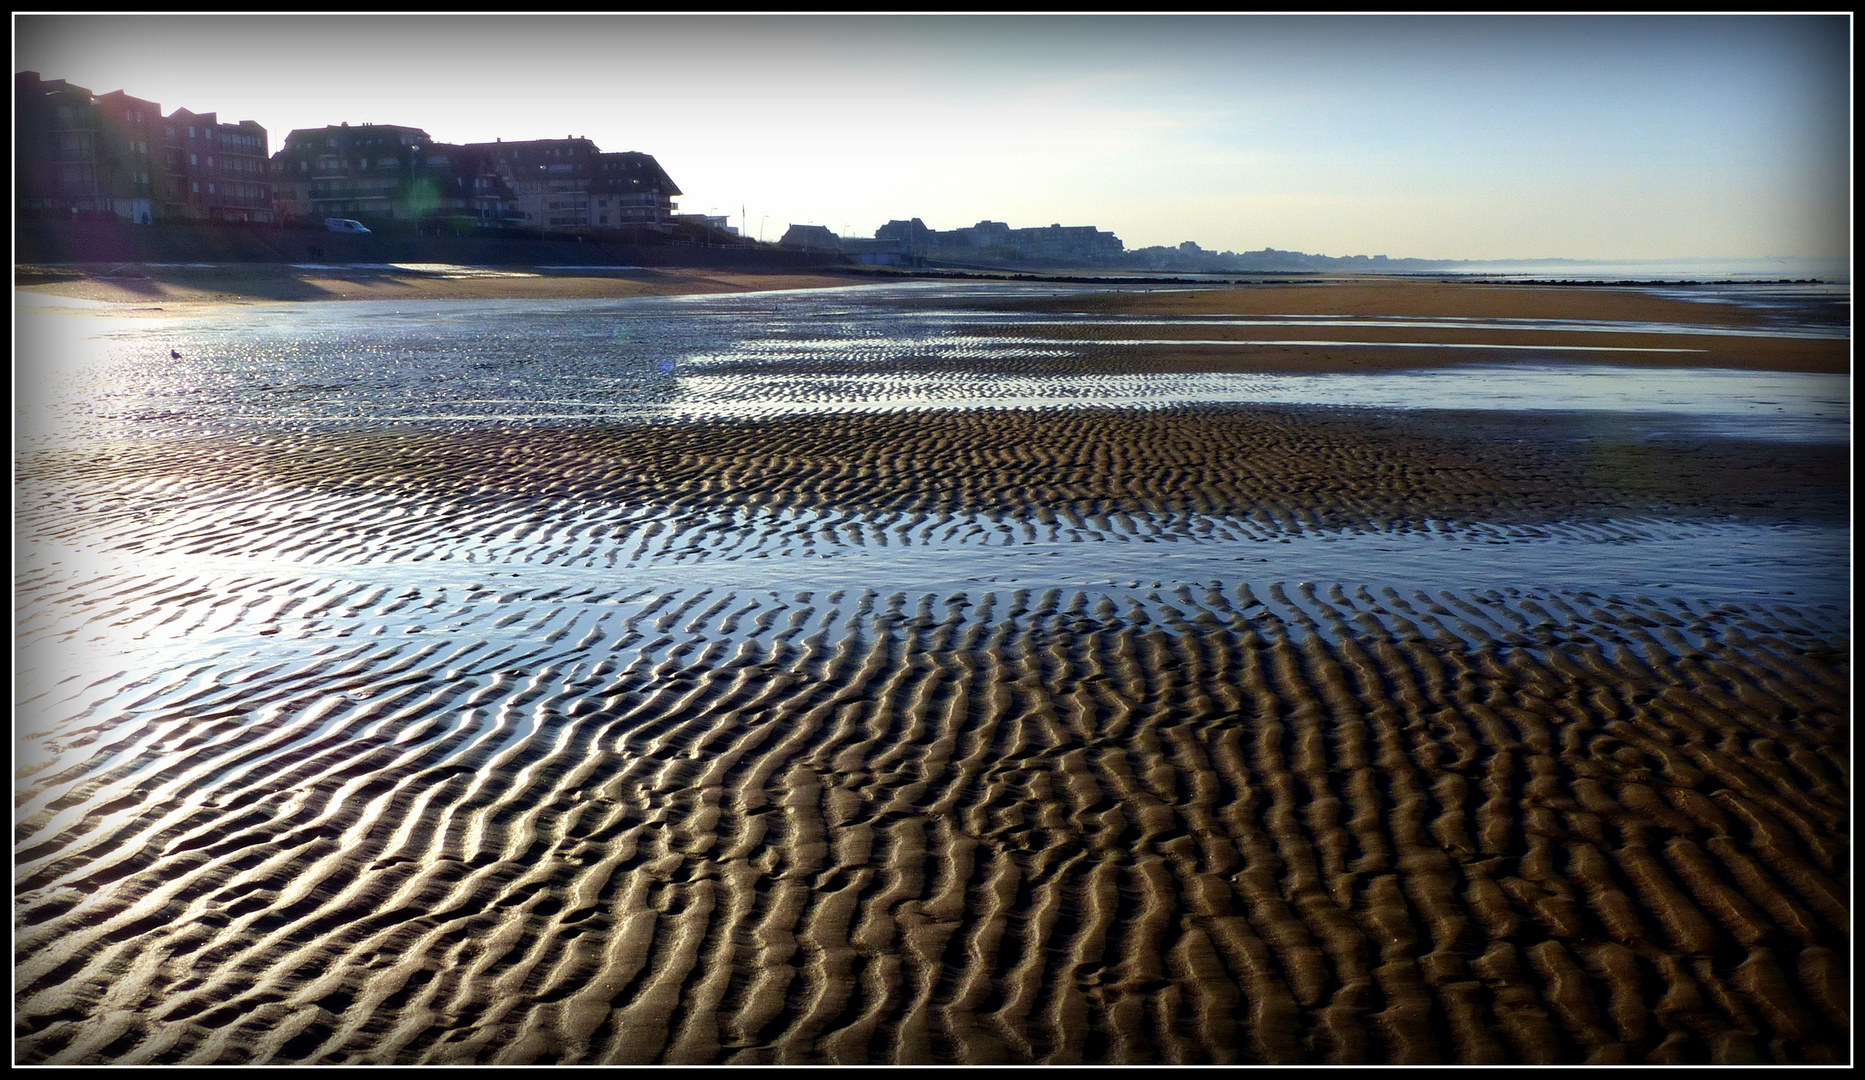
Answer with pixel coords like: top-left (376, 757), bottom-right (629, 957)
top-left (13, 262), bottom-right (864, 306)
top-left (14, 403), bottom-right (1852, 1065)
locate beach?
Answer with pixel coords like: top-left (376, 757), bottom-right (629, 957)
top-left (13, 273), bottom-right (1850, 1064)
top-left (14, 262), bottom-right (865, 306)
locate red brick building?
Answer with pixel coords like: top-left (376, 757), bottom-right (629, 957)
top-left (158, 109), bottom-right (274, 223)
top-left (15, 71), bottom-right (273, 225)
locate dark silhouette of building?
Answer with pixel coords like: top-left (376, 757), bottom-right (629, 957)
top-left (20, 73), bottom-right (679, 240)
top-left (593, 150), bottom-right (682, 228)
top-left (876, 216), bottom-right (1123, 265)
top-left (777, 224), bottom-right (912, 264)
top-left (777, 224), bottom-right (841, 252)
top-left (18, 73), bottom-right (155, 224)
top-left (461, 138), bottom-right (682, 233)
top-left (17, 71), bottom-right (275, 226)
top-left (270, 123), bottom-right (517, 230)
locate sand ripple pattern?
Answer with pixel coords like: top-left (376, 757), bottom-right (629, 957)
top-left (15, 569), bottom-right (1850, 1065)
top-left (15, 287), bottom-right (1849, 1064)
top-left (14, 409), bottom-right (1847, 567)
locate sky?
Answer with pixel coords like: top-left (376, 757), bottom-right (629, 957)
top-left (13, 14), bottom-right (1852, 260)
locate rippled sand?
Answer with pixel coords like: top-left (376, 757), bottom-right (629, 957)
top-left (13, 283), bottom-right (1851, 1065)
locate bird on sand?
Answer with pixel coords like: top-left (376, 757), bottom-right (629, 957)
top-left (171, 349), bottom-right (182, 359)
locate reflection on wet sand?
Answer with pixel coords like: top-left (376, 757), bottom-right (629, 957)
top-left (13, 279), bottom-right (1850, 1064)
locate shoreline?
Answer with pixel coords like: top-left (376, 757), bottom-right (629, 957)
top-left (15, 266), bottom-right (1848, 374)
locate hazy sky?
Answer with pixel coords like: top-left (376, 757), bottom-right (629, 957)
top-left (14, 14), bottom-right (1851, 259)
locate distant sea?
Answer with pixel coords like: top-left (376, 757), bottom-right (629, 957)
top-left (1432, 255), bottom-right (1848, 282)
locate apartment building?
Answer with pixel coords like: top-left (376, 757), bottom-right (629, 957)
top-left (18, 72), bottom-right (680, 239)
top-left (875, 216), bottom-right (1125, 266)
top-left (464, 138), bottom-right (682, 232)
top-left (467, 138), bottom-right (598, 230)
top-left (159, 108), bottom-right (274, 223)
top-left (16, 72), bottom-right (274, 225)
top-left (269, 123), bottom-right (517, 228)
top-left (593, 151), bottom-right (682, 227)
top-left (16, 71), bottom-right (159, 223)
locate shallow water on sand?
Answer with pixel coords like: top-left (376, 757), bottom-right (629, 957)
top-left (23, 499), bottom-right (1850, 614)
top-left (659, 366), bottom-right (1846, 442)
top-left (15, 283), bottom-right (1850, 442)
top-left (13, 282), bottom-right (1853, 1066)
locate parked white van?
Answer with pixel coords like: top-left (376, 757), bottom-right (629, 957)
top-left (325, 218), bottom-right (371, 234)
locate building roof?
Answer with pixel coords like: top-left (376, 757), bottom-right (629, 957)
top-left (593, 151), bottom-right (681, 197)
top-left (280, 124), bottom-right (433, 152)
top-left (779, 224), bottom-right (841, 250)
top-left (462, 137), bottom-right (599, 166)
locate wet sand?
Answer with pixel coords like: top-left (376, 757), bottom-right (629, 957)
top-left (945, 330), bottom-right (1844, 376)
top-left (13, 268), bottom-right (1849, 376)
top-left (976, 277), bottom-right (1838, 328)
top-left (13, 283), bottom-right (1852, 1065)
top-left (15, 577), bottom-right (1851, 1065)
top-left (16, 408), bottom-right (1848, 539)
top-left (947, 279), bottom-right (1849, 374)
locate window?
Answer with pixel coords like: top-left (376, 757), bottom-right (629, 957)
top-left (190, 153), bottom-right (198, 166)
top-left (208, 183), bottom-right (215, 193)
top-left (191, 181), bottom-right (199, 192)
top-left (188, 126), bottom-right (196, 138)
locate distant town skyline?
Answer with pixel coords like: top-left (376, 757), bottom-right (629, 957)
top-left (13, 13), bottom-right (1851, 261)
